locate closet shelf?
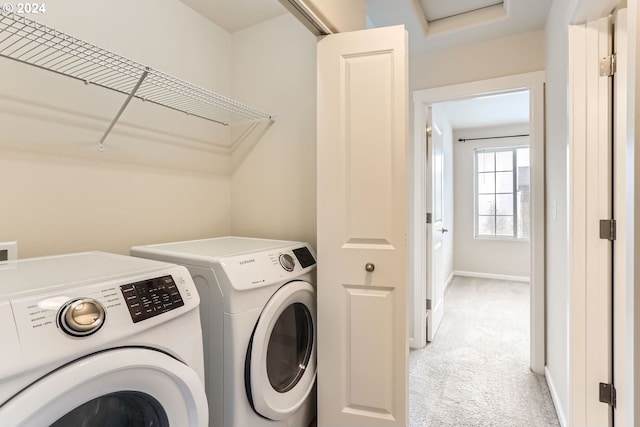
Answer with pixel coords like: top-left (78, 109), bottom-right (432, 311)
top-left (0, 12), bottom-right (274, 147)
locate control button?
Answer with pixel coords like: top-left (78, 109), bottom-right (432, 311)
top-left (58, 298), bottom-right (106, 337)
top-left (279, 253), bottom-right (295, 272)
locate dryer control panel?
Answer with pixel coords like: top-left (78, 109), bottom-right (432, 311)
top-left (222, 244), bottom-right (316, 291)
top-left (292, 246), bottom-right (316, 268)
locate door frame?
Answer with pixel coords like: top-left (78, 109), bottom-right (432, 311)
top-left (410, 71), bottom-right (546, 375)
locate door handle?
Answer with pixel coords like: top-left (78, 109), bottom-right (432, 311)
top-left (441, 228), bottom-right (449, 233)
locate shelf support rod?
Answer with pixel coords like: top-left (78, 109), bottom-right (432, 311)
top-left (98, 68), bottom-right (149, 151)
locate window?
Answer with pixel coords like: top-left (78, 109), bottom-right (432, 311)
top-left (475, 146), bottom-right (530, 239)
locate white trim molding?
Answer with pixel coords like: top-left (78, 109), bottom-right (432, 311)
top-left (453, 270), bottom-right (530, 283)
top-left (546, 366), bottom-right (569, 427)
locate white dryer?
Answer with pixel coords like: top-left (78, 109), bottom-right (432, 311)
top-left (0, 251), bottom-right (208, 427)
top-left (131, 236), bottom-right (317, 427)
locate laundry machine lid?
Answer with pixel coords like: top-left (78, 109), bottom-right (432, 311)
top-left (131, 236), bottom-right (305, 268)
top-left (246, 280), bottom-right (316, 421)
top-left (0, 347), bottom-right (208, 427)
top-left (0, 251), bottom-right (177, 299)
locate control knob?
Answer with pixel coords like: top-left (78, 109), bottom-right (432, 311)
top-left (279, 254), bottom-right (295, 272)
top-left (57, 298), bottom-right (106, 337)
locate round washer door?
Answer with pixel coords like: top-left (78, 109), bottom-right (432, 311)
top-left (0, 347), bottom-right (208, 427)
top-left (247, 280), bottom-right (316, 421)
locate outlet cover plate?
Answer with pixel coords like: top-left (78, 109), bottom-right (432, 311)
top-left (0, 242), bottom-right (18, 262)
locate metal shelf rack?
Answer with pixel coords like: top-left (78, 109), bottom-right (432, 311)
top-left (0, 12), bottom-right (274, 150)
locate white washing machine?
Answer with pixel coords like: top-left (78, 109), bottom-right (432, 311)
top-left (131, 237), bottom-right (317, 427)
top-left (0, 251), bottom-right (208, 427)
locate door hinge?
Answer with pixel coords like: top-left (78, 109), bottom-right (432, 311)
top-left (427, 213), bottom-right (432, 224)
top-left (599, 383), bottom-right (617, 408)
top-left (599, 54), bottom-right (616, 76)
top-left (599, 219), bottom-right (617, 241)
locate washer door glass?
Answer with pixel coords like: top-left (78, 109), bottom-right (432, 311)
top-left (247, 280), bottom-right (316, 421)
top-left (267, 302), bottom-right (313, 393)
top-left (50, 391), bottom-right (168, 426)
top-left (0, 348), bottom-right (208, 427)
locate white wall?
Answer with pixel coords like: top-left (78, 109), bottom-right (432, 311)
top-left (544, 0), bottom-right (571, 423)
top-left (0, 0), bottom-right (236, 258)
top-left (452, 125), bottom-right (531, 278)
top-left (410, 29), bottom-right (546, 91)
top-left (229, 14), bottom-right (318, 248)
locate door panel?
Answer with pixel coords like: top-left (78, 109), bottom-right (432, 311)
top-left (317, 25), bottom-right (408, 427)
top-left (345, 285), bottom-right (394, 417)
top-left (344, 49), bottom-right (395, 246)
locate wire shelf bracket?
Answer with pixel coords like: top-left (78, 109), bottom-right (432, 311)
top-left (0, 12), bottom-right (275, 151)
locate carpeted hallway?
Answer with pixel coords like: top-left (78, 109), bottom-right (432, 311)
top-left (409, 276), bottom-right (559, 427)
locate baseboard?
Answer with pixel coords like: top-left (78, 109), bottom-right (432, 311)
top-left (453, 270), bottom-right (530, 283)
top-left (545, 366), bottom-right (567, 427)
top-left (444, 271), bottom-right (454, 292)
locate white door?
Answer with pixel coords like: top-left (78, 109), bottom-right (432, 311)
top-left (317, 25), bottom-right (408, 427)
top-left (426, 106), bottom-right (446, 342)
top-left (568, 15), bottom-right (613, 427)
top-left (613, 8), bottom-right (630, 426)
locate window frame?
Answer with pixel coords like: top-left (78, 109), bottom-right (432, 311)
top-left (473, 145), bottom-right (530, 241)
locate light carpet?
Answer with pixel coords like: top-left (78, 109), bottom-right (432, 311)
top-left (409, 276), bottom-right (559, 427)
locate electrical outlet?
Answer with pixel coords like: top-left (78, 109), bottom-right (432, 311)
top-left (0, 242), bottom-right (17, 262)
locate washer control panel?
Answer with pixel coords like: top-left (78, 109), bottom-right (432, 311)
top-left (1, 254), bottom-right (200, 379)
top-left (120, 275), bottom-right (184, 323)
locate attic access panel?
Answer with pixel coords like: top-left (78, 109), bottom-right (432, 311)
top-left (419, 0), bottom-right (503, 22)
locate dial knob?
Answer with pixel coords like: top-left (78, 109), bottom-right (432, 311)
top-left (279, 254), bottom-right (295, 272)
top-left (58, 298), bottom-right (106, 337)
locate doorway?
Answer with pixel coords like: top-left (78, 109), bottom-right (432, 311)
top-left (409, 72), bottom-right (545, 375)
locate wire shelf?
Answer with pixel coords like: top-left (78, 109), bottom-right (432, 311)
top-left (0, 12), bottom-right (273, 131)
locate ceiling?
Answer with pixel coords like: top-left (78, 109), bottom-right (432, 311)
top-left (180, 0), bottom-right (287, 33)
top-left (367, 0), bottom-right (553, 54)
top-left (181, 0), bottom-right (553, 54)
top-left (180, 0), bottom-right (539, 129)
top-left (435, 91), bottom-right (529, 130)
top-left (419, 0), bottom-right (504, 22)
